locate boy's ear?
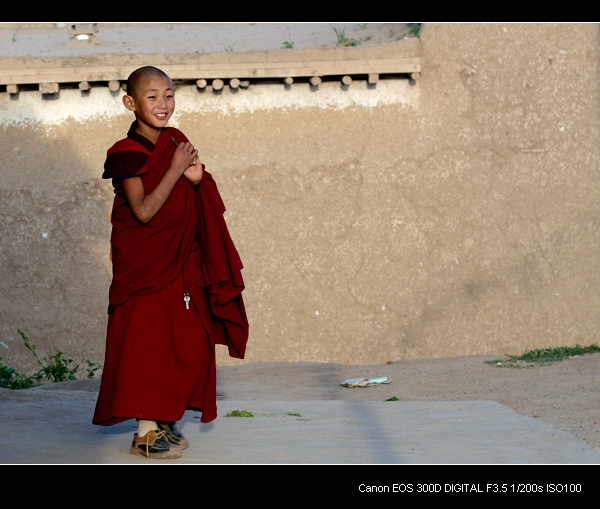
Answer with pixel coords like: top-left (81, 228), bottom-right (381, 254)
top-left (122, 95), bottom-right (136, 112)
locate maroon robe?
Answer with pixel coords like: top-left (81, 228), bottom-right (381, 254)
top-left (92, 123), bottom-right (248, 426)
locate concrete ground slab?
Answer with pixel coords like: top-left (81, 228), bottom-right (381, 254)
top-left (1, 389), bottom-right (599, 464)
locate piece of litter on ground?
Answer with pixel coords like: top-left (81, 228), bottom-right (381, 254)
top-left (341, 378), bottom-right (367, 387)
top-left (341, 377), bottom-right (390, 388)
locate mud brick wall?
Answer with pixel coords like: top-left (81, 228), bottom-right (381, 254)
top-left (1, 23), bottom-right (598, 371)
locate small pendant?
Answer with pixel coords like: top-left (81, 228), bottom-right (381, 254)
top-left (184, 293), bottom-right (191, 310)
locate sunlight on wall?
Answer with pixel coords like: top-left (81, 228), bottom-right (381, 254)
top-left (0, 79), bottom-right (419, 128)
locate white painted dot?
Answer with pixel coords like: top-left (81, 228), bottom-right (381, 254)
top-left (315, 311), bottom-right (319, 316)
top-left (382, 306), bottom-right (386, 311)
top-left (42, 232), bottom-right (49, 239)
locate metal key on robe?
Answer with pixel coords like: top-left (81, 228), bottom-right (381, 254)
top-left (184, 293), bottom-right (191, 310)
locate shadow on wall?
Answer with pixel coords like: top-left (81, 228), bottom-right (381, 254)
top-left (0, 88), bottom-right (120, 376)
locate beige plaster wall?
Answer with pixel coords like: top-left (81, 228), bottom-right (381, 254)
top-left (1, 23), bottom-right (599, 373)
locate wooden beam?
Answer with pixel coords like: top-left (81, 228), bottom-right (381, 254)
top-left (108, 80), bottom-right (121, 92)
top-left (342, 76), bottom-right (352, 85)
top-left (212, 79), bottom-right (224, 91)
top-left (0, 57), bottom-right (421, 86)
top-left (79, 81), bottom-right (92, 91)
top-left (368, 73), bottom-right (379, 84)
top-left (7, 84), bottom-right (19, 94)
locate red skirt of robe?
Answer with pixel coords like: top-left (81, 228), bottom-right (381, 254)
top-left (92, 252), bottom-right (217, 426)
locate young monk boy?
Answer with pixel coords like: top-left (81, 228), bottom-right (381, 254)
top-left (92, 66), bottom-right (249, 459)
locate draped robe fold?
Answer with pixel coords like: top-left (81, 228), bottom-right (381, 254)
top-left (92, 124), bottom-right (248, 426)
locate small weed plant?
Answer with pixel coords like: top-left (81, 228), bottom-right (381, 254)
top-left (332, 27), bottom-right (361, 47)
top-left (12, 25), bottom-right (21, 43)
top-left (20, 329), bottom-right (79, 383)
top-left (0, 362), bottom-right (35, 390)
top-left (226, 410), bottom-right (254, 417)
top-left (487, 344), bottom-right (600, 368)
top-left (408, 23), bottom-right (422, 38)
top-left (0, 330), bottom-right (101, 390)
top-left (282, 32), bottom-right (294, 49)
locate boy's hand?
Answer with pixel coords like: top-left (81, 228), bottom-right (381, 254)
top-left (170, 142), bottom-right (199, 174)
top-left (184, 157), bottom-right (204, 186)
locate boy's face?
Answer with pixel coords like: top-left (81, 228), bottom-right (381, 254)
top-left (123, 74), bottom-right (175, 134)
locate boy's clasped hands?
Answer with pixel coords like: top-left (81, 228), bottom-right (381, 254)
top-left (172, 140), bottom-right (204, 186)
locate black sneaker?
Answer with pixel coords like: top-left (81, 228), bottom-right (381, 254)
top-left (158, 422), bottom-right (189, 450)
top-left (130, 429), bottom-right (182, 459)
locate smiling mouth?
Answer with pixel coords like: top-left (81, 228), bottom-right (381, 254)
top-left (156, 113), bottom-right (168, 120)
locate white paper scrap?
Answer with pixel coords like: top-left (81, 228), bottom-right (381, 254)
top-left (340, 377), bottom-right (390, 388)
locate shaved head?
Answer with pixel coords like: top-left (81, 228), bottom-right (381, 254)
top-left (126, 66), bottom-right (173, 98)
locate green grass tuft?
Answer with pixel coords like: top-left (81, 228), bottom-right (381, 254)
top-left (332, 27), bottom-right (361, 47)
top-left (282, 32), bottom-right (294, 49)
top-left (226, 410), bottom-right (254, 418)
top-left (487, 344), bottom-right (600, 368)
top-left (407, 23), bottom-right (422, 38)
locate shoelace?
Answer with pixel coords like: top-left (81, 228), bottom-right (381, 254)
top-left (142, 430), bottom-right (167, 458)
top-left (160, 423), bottom-right (180, 440)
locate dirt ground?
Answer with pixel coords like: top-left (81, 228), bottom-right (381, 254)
top-left (214, 355), bottom-right (600, 453)
top-left (27, 352), bottom-right (600, 454)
